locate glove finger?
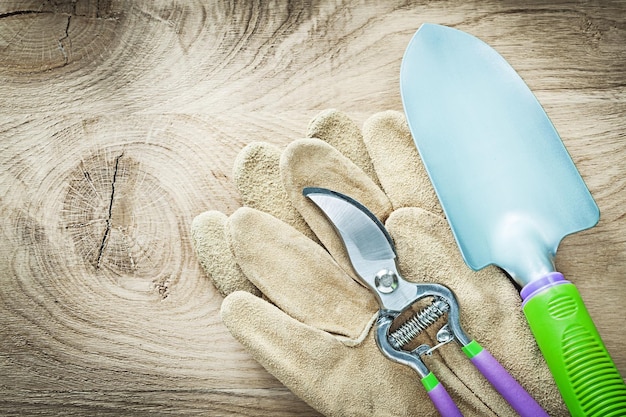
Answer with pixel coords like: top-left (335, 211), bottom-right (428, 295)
top-left (221, 291), bottom-right (434, 417)
top-left (362, 111), bottom-right (442, 215)
top-left (306, 109), bottom-right (381, 187)
top-left (226, 206), bottom-right (378, 339)
top-left (386, 207), bottom-right (564, 414)
top-left (280, 138), bottom-right (393, 276)
top-left (191, 211), bottom-right (261, 297)
top-left (233, 141), bottom-right (316, 241)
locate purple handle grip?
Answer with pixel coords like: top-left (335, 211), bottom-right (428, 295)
top-left (470, 348), bottom-right (548, 417)
top-left (427, 383), bottom-right (463, 417)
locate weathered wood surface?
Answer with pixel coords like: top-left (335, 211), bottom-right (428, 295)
top-left (1, 1), bottom-right (624, 415)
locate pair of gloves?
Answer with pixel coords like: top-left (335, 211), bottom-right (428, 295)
top-left (191, 110), bottom-right (565, 416)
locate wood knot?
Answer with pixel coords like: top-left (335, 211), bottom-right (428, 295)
top-left (0, 2), bottom-right (120, 74)
top-left (62, 149), bottom-right (174, 281)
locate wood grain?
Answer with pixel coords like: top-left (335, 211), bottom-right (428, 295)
top-left (1, 1), bottom-right (624, 415)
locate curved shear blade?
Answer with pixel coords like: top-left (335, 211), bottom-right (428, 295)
top-left (303, 187), bottom-right (410, 308)
top-left (303, 187), bottom-right (395, 259)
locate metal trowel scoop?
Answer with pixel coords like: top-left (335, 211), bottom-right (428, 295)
top-left (400, 23), bottom-right (626, 416)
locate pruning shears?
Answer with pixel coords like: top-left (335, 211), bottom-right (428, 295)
top-left (304, 187), bottom-right (548, 417)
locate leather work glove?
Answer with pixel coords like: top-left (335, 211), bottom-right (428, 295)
top-left (191, 110), bottom-right (565, 416)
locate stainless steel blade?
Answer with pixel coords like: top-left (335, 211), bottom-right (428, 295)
top-left (400, 24), bottom-right (599, 286)
top-left (303, 187), bottom-right (415, 311)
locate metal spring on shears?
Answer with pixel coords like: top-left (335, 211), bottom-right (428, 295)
top-left (388, 297), bottom-right (450, 349)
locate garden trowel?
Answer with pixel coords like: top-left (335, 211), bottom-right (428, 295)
top-left (400, 23), bottom-right (626, 416)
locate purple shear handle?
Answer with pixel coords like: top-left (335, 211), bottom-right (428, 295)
top-left (468, 345), bottom-right (549, 417)
top-left (428, 384), bottom-right (463, 417)
top-left (423, 372), bottom-right (463, 417)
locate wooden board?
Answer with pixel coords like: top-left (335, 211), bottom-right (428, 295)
top-left (1, 1), bottom-right (624, 415)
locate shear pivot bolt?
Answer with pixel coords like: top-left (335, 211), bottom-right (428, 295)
top-left (436, 325), bottom-right (454, 343)
top-left (375, 269), bottom-right (398, 294)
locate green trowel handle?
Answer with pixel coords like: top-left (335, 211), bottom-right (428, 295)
top-left (521, 272), bottom-right (626, 416)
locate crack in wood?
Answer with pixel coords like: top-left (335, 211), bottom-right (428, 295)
top-left (0, 8), bottom-right (118, 21)
top-left (58, 15), bottom-right (71, 65)
top-left (96, 153), bottom-right (123, 269)
top-left (0, 10), bottom-right (51, 19)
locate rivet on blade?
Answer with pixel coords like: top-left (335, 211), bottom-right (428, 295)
top-left (375, 269), bottom-right (398, 294)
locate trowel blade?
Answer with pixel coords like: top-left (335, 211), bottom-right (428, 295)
top-left (400, 23), bottom-right (599, 286)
